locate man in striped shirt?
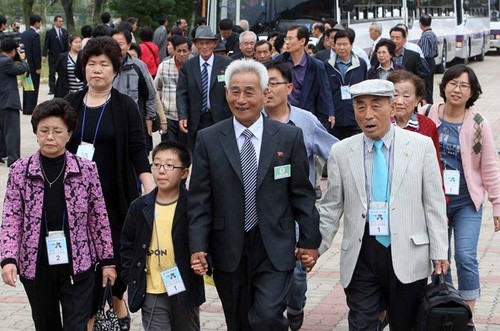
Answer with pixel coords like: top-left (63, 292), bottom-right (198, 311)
top-left (153, 36), bottom-right (191, 144)
top-left (418, 14), bottom-right (438, 103)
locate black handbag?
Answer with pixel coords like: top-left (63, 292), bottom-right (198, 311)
top-left (416, 274), bottom-right (472, 331)
top-left (92, 281), bottom-right (121, 331)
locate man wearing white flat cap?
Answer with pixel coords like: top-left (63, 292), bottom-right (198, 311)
top-left (318, 79), bottom-right (449, 330)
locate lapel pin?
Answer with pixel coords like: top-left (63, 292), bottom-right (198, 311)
top-left (276, 151), bottom-right (284, 158)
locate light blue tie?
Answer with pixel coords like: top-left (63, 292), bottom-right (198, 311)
top-left (240, 129), bottom-right (258, 232)
top-left (372, 140), bottom-right (390, 247)
top-left (201, 62), bottom-right (209, 113)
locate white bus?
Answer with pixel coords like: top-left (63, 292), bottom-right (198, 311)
top-left (490, 0), bottom-right (500, 52)
top-left (205, 0), bottom-right (490, 67)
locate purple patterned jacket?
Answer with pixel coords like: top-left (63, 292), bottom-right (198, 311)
top-left (0, 151), bottom-right (114, 280)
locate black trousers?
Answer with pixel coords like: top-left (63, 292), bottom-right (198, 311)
top-left (22, 71), bottom-right (40, 115)
top-left (213, 227), bottom-right (293, 331)
top-left (48, 57), bottom-right (57, 93)
top-left (162, 118), bottom-right (188, 147)
top-left (22, 265), bottom-right (94, 331)
top-left (0, 108), bottom-right (21, 166)
top-left (424, 58), bottom-right (436, 104)
top-left (188, 111), bottom-right (214, 153)
top-left (344, 224), bottom-right (427, 331)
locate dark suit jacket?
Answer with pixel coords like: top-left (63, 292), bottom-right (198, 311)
top-left (215, 32), bottom-right (240, 55)
top-left (372, 48), bottom-right (429, 80)
top-left (188, 118), bottom-right (321, 273)
top-left (314, 49), bottom-right (331, 62)
top-left (0, 54), bottom-right (28, 110)
top-left (121, 186), bottom-right (205, 313)
top-left (20, 28), bottom-right (41, 74)
top-left (176, 54), bottom-right (233, 135)
top-left (42, 27), bottom-right (68, 60)
top-left (275, 52), bottom-right (334, 123)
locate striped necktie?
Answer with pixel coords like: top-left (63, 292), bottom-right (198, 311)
top-left (201, 62), bottom-right (209, 112)
top-left (240, 129), bottom-right (258, 232)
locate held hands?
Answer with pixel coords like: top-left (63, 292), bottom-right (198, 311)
top-left (1, 263), bottom-right (17, 287)
top-left (190, 252), bottom-right (208, 276)
top-left (328, 116), bottom-right (335, 129)
top-left (296, 248), bottom-right (319, 272)
top-left (494, 216), bottom-right (500, 232)
top-left (101, 267), bottom-right (117, 287)
top-left (433, 259), bottom-right (450, 275)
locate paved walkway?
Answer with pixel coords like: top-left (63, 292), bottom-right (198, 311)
top-left (1, 54), bottom-right (500, 330)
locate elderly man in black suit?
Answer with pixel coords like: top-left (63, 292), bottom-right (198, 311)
top-left (20, 14), bottom-right (42, 115)
top-left (176, 25), bottom-right (232, 151)
top-left (0, 38), bottom-right (28, 166)
top-left (189, 59), bottom-right (321, 330)
top-left (42, 15), bottom-right (68, 94)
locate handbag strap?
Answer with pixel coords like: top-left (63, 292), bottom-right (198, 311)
top-left (100, 280), bottom-right (114, 309)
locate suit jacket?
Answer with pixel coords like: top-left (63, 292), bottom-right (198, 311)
top-left (121, 186), bottom-right (205, 313)
top-left (153, 26), bottom-right (168, 61)
top-left (319, 127), bottom-right (448, 287)
top-left (314, 49), bottom-right (331, 62)
top-left (176, 54), bottom-right (232, 134)
top-left (42, 27), bottom-right (68, 60)
top-left (189, 118), bottom-right (321, 273)
top-left (372, 48), bottom-right (428, 80)
top-left (20, 27), bottom-right (41, 74)
top-left (216, 32), bottom-right (240, 54)
top-left (0, 54), bottom-right (28, 110)
top-left (275, 52), bottom-right (335, 123)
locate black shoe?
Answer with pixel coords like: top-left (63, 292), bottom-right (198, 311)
top-left (287, 311), bottom-right (304, 331)
top-left (48, 91), bottom-right (54, 95)
top-left (118, 314), bottom-right (131, 330)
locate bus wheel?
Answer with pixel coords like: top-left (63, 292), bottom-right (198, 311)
top-left (436, 44), bottom-right (447, 74)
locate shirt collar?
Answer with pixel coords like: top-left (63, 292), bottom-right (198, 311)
top-left (233, 113), bottom-right (264, 140)
top-left (364, 125), bottom-right (395, 152)
top-left (336, 54), bottom-right (352, 65)
top-left (199, 53), bottom-right (215, 68)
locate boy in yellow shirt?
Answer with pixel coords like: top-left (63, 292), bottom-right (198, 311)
top-left (121, 141), bottom-right (205, 330)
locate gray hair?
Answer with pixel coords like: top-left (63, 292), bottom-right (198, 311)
top-left (370, 22), bottom-right (382, 34)
top-left (224, 59), bottom-right (269, 92)
top-left (239, 31), bottom-right (257, 43)
top-left (239, 19), bottom-right (250, 31)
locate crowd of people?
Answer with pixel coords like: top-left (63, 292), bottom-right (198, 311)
top-left (0, 11), bottom-right (500, 331)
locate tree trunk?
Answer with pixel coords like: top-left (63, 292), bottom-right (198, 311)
top-left (92, 0), bottom-right (107, 25)
top-left (61, 0), bottom-right (75, 33)
top-left (23, 0), bottom-right (35, 26)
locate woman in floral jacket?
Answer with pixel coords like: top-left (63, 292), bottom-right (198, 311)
top-left (0, 99), bottom-right (116, 331)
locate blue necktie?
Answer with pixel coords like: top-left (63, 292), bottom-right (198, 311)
top-left (372, 140), bottom-right (390, 247)
top-left (201, 62), bottom-right (209, 113)
top-left (240, 129), bottom-right (258, 232)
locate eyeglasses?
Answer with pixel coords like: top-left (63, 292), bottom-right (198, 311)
top-left (447, 81), bottom-right (471, 91)
top-left (37, 128), bottom-right (67, 137)
top-left (151, 163), bottom-right (185, 171)
top-left (267, 81), bottom-right (289, 88)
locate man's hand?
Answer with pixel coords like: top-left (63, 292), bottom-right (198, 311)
top-left (35, 69), bottom-right (41, 75)
top-left (433, 259), bottom-right (450, 275)
top-left (296, 248), bottom-right (319, 272)
top-left (191, 252), bottom-right (208, 275)
top-left (42, 56), bottom-right (47, 63)
top-left (1, 264), bottom-right (17, 287)
top-left (160, 122), bottom-right (168, 133)
top-left (328, 116), bottom-right (335, 129)
top-left (102, 267), bottom-right (117, 287)
top-left (179, 119), bottom-right (188, 133)
top-left (146, 119), bottom-right (153, 136)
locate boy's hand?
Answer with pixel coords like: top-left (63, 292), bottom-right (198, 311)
top-left (190, 252), bottom-right (208, 275)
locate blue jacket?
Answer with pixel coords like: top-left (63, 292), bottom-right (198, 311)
top-left (276, 52), bottom-right (335, 123)
top-left (325, 52), bottom-right (367, 127)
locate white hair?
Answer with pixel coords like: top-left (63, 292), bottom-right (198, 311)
top-left (239, 31), bottom-right (257, 43)
top-left (370, 22), bottom-right (383, 34)
top-left (224, 59), bottom-right (269, 92)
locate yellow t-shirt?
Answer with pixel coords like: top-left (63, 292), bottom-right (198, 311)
top-left (146, 201), bottom-right (177, 294)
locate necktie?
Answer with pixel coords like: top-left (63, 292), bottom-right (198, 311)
top-left (372, 140), bottom-right (390, 247)
top-left (201, 62), bottom-right (209, 113)
top-left (240, 129), bottom-right (258, 232)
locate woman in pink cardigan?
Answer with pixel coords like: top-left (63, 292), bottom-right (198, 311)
top-left (425, 64), bottom-right (500, 329)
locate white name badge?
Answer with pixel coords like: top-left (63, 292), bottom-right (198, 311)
top-left (217, 74), bottom-right (225, 82)
top-left (46, 231), bottom-right (69, 265)
top-left (274, 164), bottom-right (291, 180)
top-left (341, 86), bottom-right (352, 100)
top-left (443, 169), bottom-right (460, 195)
top-left (369, 201), bottom-right (389, 236)
top-left (76, 142), bottom-right (95, 161)
top-left (160, 266), bottom-right (186, 296)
